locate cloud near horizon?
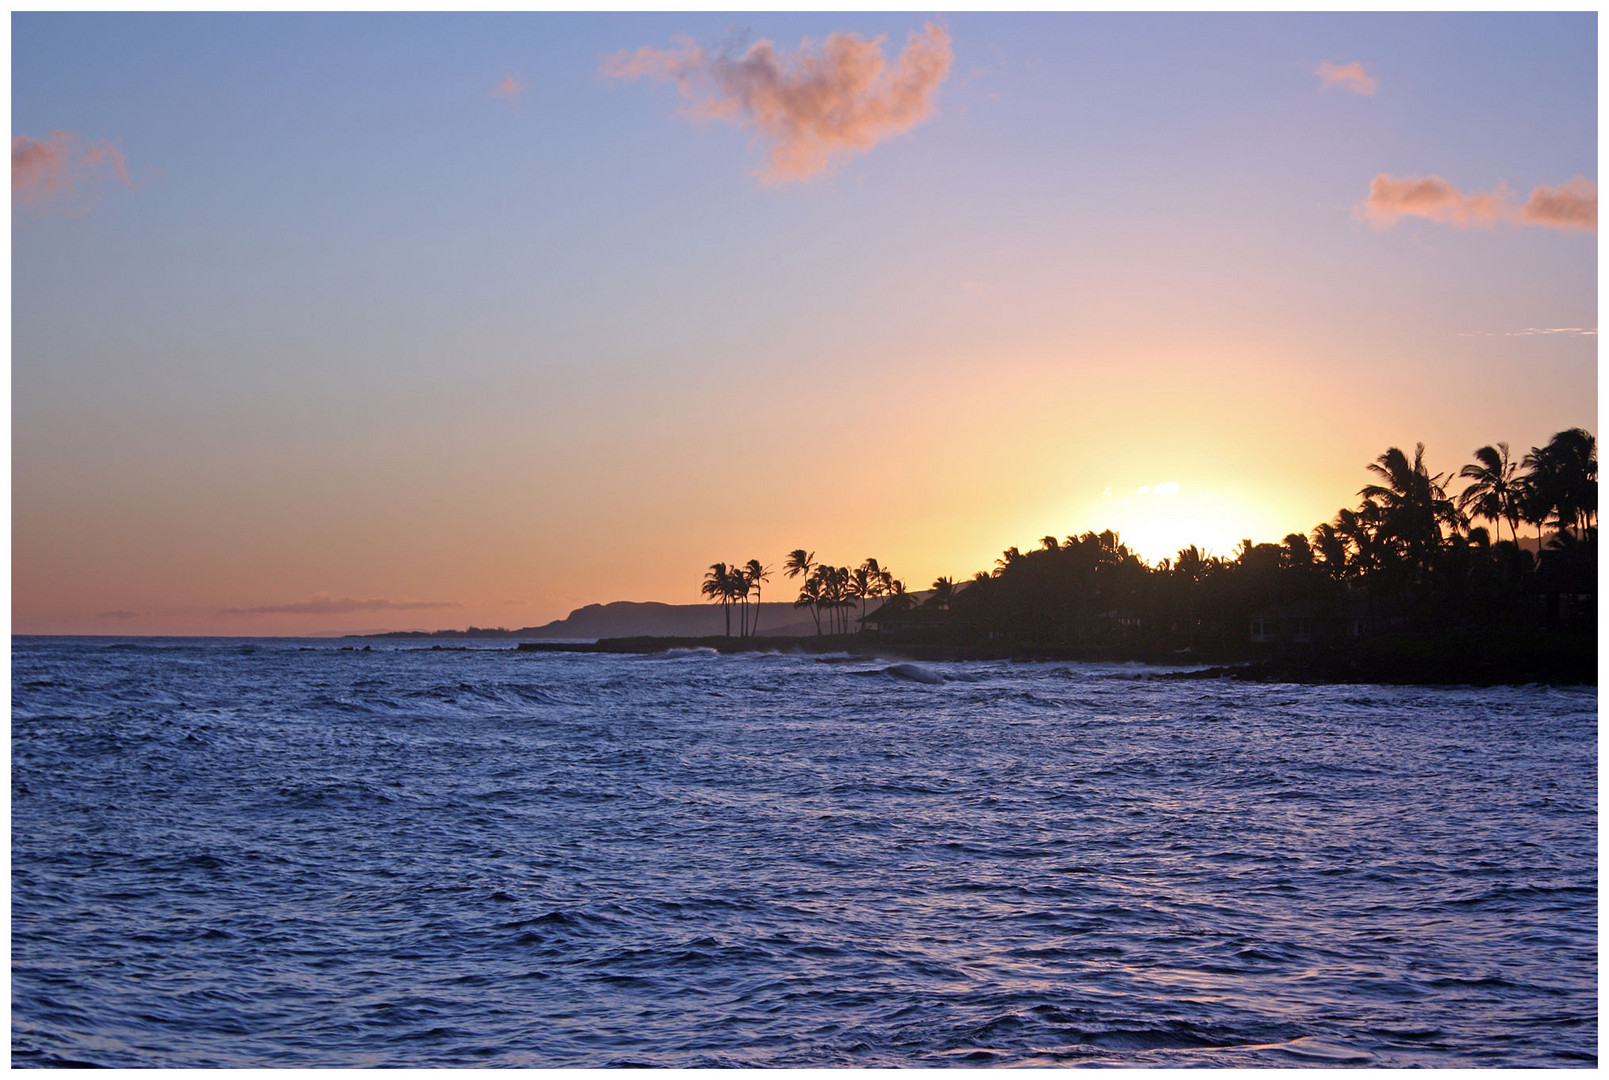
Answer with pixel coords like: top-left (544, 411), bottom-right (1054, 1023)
top-left (220, 595), bottom-right (463, 616)
top-left (1315, 60), bottom-right (1378, 95)
top-left (602, 21), bottom-right (952, 183)
top-left (1459, 326), bottom-right (1597, 337)
top-left (13, 130), bottom-right (130, 210)
top-left (1361, 173), bottom-right (1597, 232)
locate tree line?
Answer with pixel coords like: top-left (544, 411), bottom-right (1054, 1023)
top-left (702, 428), bottom-right (1595, 645)
top-left (700, 553), bottom-right (910, 637)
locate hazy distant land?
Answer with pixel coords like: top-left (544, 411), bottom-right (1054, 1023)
top-left (356, 600), bottom-right (827, 641)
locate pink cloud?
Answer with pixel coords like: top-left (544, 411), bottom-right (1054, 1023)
top-left (1360, 173), bottom-right (1596, 233)
top-left (1315, 60), bottom-right (1378, 96)
top-left (1518, 175), bottom-right (1596, 231)
top-left (1361, 173), bottom-right (1509, 228)
top-left (493, 74), bottom-right (526, 101)
top-left (602, 21), bottom-right (953, 184)
top-left (13, 130), bottom-right (130, 210)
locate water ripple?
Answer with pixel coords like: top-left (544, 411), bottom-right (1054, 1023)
top-left (11, 636), bottom-right (1597, 1067)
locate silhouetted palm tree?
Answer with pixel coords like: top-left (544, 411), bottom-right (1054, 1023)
top-left (928, 576), bottom-right (955, 609)
top-left (1173, 545), bottom-right (1210, 582)
top-left (851, 566), bottom-right (872, 630)
top-left (794, 573), bottom-right (825, 635)
top-left (731, 567), bottom-right (752, 637)
top-left (1458, 443), bottom-right (1521, 545)
top-left (784, 549), bottom-right (815, 581)
top-left (1360, 443), bottom-right (1463, 567)
top-left (1523, 428), bottom-right (1598, 541)
top-left (1280, 533), bottom-right (1314, 570)
top-left (702, 562), bottom-right (734, 637)
top-left (744, 559), bottom-right (770, 636)
top-left (1309, 523), bottom-right (1350, 578)
top-left (784, 550), bottom-right (818, 632)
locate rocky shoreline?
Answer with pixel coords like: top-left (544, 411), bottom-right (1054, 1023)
top-left (513, 628), bottom-right (1595, 687)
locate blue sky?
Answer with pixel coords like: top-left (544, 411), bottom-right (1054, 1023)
top-left (12, 12), bottom-right (1597, 633)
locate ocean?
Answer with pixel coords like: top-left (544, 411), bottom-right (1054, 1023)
top-left (11, 635), bottom-right (1597, 1067)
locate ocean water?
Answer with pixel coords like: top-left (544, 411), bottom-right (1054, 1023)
top-left (11, 636), bottom-right (1597, 1067)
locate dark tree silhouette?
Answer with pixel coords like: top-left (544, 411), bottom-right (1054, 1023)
top-left (702, 562), bottom-right (735, 637)
top-left (1459, 443), bottom-right (1521, 545)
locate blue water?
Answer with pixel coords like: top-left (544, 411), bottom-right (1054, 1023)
top-left (11, 636), bottom-right (1597, 1067)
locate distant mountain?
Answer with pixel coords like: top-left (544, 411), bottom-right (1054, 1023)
top-left (359, 600), bottom-right (820, 640)
top-left (517, 600), bottom-right (819, 640)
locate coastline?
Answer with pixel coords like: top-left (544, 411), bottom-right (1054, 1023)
top-left (513, 627), bottom-right (1596, 688)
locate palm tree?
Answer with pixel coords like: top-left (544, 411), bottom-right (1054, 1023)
top-left (928, 576), bottom-right (955, 609)
top-left (784, 550), bottom-right (818, 632)
top-left (850, 566), bottom-right (872, 630)
top-left (794, 573), bottom-right (825, 635)
top-left (994, 546), bottom-right (1022, 575)
top-left (744, 559), bottom-right (770, 636)
top-left (1458, 443), bottom-right (1521, 544)
top-left (1523, 428), bottom-right (1598, 541)
top-left (783, 549), bottom-right (815, 581)
top-left (1330, 505), bottom-right (1377, 576)
top-left (731, 566), bottom-right (752, 637)
top-left (1173, 545), bottom-right (1210, 582)
top-left (813, 565), bottom-right (847, 634)
top-left (1280, 532), bottom-right (1314, 570)
top-left (1309, 522), bottom-right (1350, 578)
top-left (1360, 443), bottom-right (1464, 567)
top-left (702, 562), bottom-right (734, 637)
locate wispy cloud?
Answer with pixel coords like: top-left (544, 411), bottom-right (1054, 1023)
top-left (1360, 173), bottom-right (1597, 232)
top-left (1315, 60), bottom-right (1378, 96)
top-left (13, 130), bottom-right (130, 211)
top-left (220, 595), bottom-right (462, 616)
top-left (493, 74), bottom-right (526, 102)
top-left (602, 20), bottom-right (952, 184)
top-left (1459, 327), bottom-right (1597, 338)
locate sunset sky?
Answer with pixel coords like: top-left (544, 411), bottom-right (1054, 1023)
top-left (12, 12), bottom-right (1598, 636)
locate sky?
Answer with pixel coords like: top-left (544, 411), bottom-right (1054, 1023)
top-left (11, 11), bottom-right (1598, 636)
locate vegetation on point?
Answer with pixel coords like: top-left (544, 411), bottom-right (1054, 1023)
top-left (702, 429), bottom-right (1596, 666)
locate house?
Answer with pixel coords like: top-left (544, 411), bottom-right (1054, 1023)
top-left (1247, 606), bottom-right (1314, 646)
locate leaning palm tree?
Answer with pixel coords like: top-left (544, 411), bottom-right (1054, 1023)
top-left (795, 573), bottom-right (825, 635)
top-left (743, 559), bottom-right (770, 636)
top-left (701, 562), bottom-right (734, 637)
top-left (784, 550), bottom-right (817, 631)
top-left (1458, 443), bottom-right (1521, 545)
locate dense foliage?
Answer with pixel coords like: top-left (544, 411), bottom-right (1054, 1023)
top-left (712, 429), bottom-right (1596, 653)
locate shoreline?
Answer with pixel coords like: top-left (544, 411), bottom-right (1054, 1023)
top-left (513, 629), bottom-right (1596, 688)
